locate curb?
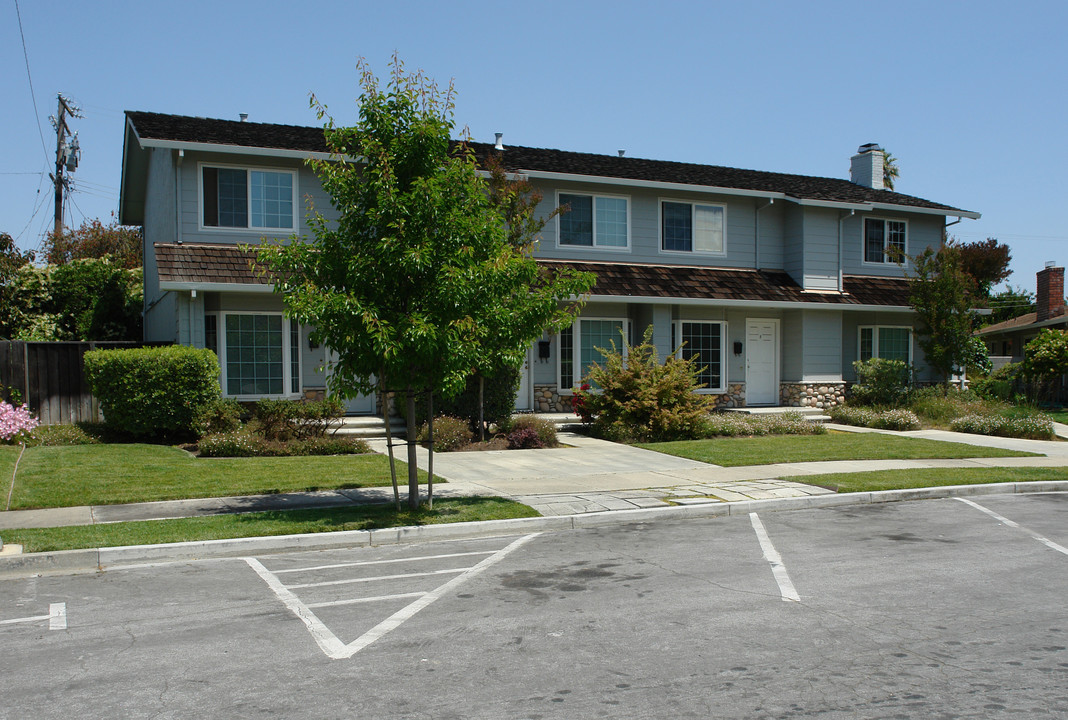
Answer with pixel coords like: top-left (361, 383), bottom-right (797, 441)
top-left (2, 481), bottom-right (1066, 578)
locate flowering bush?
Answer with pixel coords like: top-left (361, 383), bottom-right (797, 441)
top-left (0, 402), bottom-right (38, 443)
top-left (507, 426), bottom-right (545, 449)
top-left (198, 430), bottom-right (370, 457)
top-left (950, 414), bottom-right (1054, 440)
top-left (700, 412), bottom-right (826, 437)
top-left (571, 383), bottom-right (593, 423)
top-left (503, 414), bottom-right (558, 447)
top-left (417, 415), bottom-right (473, 452)
top-left (828, 406), bottom-right (920, 431)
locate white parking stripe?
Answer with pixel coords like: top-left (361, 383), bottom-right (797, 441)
top-left (955, 498), bottom-right (1068, 557)
top-left (750, 513), bottom-right (801, 602)
top-left (0, 602), bottom-right (66, 630)
top-left (272, 550), bottom-right (495, 575)
top-left (287, 567), bottom-right (466, 590)
top-left (248, 533), bottom-right (541, 659)
top-left (306, 592), bottom-right (426, 609)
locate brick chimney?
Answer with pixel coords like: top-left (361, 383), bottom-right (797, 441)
top-left (850, 143), bottom-right (885, 190)
top-left (1036, 263), bottom-right (1065, 322)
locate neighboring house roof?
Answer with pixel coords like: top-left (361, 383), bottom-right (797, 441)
top-left (976, 311), bottom-right (1068, 337)
top-left (125, 111), bottom-right (978, 218)
top-left (155, 243), bottom-right (912, 309)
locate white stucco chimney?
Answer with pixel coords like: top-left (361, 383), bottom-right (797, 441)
top-left (850, 143), bottom-right (885, 189)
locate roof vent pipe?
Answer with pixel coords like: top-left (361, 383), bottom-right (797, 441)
top-left (618, 150), bottom-right (625, 157)
top-left (239, 113), bottom-right (248, 122)
top-left (494, 133), bottom-right (504, 150)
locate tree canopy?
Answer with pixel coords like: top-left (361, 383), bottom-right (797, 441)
top-left (44, 217), bottom-right (142, 269)
top-left (256, 58), bottom-right (592, 509)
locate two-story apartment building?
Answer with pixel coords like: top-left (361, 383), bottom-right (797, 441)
top-left (119, 112), bottom-right (980, 414)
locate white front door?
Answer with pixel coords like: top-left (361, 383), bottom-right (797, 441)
top-left (325, 350), bottom-right (377, 415)
top-left (746, 319), bottom-right (779, 406)
top-left (515, 348), bottom-right (532, 411)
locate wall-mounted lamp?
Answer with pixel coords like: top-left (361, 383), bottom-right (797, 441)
top-left (733, 341), bottom-right (743, 356)
top-left (308, 336), bottom-right (319, 351)
top-left (538, 340), bottom-right (551, 361)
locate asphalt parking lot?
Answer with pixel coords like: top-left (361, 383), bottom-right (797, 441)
top-left (2, 492), bottom-right (1066, 719)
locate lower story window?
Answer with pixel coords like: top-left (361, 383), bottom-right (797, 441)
top-left (673, 320), bottom-right (726, 392)
top-left (559, 318), bottom-right (628, 392)
top-left (211, 313), bottom-right (300, 397)
top-left (860, 326), bottom-right (911, 363)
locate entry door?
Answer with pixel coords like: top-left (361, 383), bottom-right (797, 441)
top-left (515, 348), bottom-right (532, 411)
top-left (746, 319), bottom-right (779, 406)
top-left (326, 349), bottom-right (377, 415)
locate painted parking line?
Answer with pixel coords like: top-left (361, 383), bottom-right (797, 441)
top-left (0, 602), bottom-right (66, 630)
top-left (270, 550), bottom-right (496, 575)
top-left (749, 513), bottom-right (801, 602)
top-left (955, 497), bottom-right (1068, 557)
top-left (247, 533), bottom-right (541, 660)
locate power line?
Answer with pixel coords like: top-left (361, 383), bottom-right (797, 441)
top-left (13, 0), bottom-right (49, 165)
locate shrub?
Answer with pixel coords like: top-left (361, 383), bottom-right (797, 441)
top-left (972, 362), bottom-right (1023, 402)
top-left (850, 358), bottom-right (911, 406)
top-left (84, 345), bottom-right (220, 438)
top-left (579, 327), bottom-right (714, 442)
top-left (700, 412), bottom-right (826, 437)
top-left (507, 426), bottom-right (545, 449)
top-left (26, 423), bottom-right (99, 446)
top-left (197, 430), bottom-right (370, 457)
top-left (950, 414), bottom-right (1054, 440)
top-left (193, 398), bottom-right (244, 438)
top-left (253, 398), bottom-right (344, 441)
top-left (417, 415), bottom-right (473, 452)
top-left (503, 414), bottom-right (558, 447)
top-left (401, 365), bottom-right (521, 434)
top-left (828, 406), bottom-right (920, 431)
top-left (0, 402), bottom-right (38, 443)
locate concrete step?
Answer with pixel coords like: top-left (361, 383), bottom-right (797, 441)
top-left (329, 415), bottom-right (407, 439)
top-left (513, 412), bottom-right (585, 430)
top-left (724, 407), bottom-right (830, 422)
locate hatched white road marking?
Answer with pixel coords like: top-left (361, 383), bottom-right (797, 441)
top-left (750, 513), bottom-right (801, 602)
top-left (0, 602), bottom-right (66, 630)
top-left (287, 567), bottom-right (466, 590)
top-left (247, 533), bottom-right (541, 659)
top-left (956, 497), bottom-right (1068, 557)
top-left (272, 550), bottom-right (496, 575)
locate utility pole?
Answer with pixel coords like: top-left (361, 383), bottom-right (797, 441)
top-left (50, 94), bottom-right (82, 238)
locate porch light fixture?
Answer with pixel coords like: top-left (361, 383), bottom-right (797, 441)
top-left (733, 341), bottom-right (743, 356)
top-left (538, 340), bottom-right (551, 361)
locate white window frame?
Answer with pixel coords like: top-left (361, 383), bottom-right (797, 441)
top-left (858, 325), bottom-right (913, 364)
top-left (659, 198), bottom-right (728, 257)
top-left (862, 216), bottom-right (908, 265)
top-left (555, 191), bottom-right (631, 251)
top-left (557, 317), bottom-right (631, 395)
top-left (672, 320), bottom-right (728, 394)
top-left (198, 162), bottom-right (299, 233)
top-left (213, 311), bottom-right (303, 399)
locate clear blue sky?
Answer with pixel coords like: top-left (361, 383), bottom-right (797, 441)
top-left (3, 0), bottom-right (1065, 295)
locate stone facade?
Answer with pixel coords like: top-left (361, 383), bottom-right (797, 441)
top-left (709, 383), bottom-right (746, 409)
top-left (780, 381), bottom-right (846, 409)
top-left (302, 387), bottom-right (327, 402)
top-left (533, 384), bottom-right (573, 413)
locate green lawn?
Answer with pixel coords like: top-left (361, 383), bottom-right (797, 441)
top-left (792, 466), bottom-right (1068, 494)
top-left (636, 432), bottom-right (1037, 467)
top-left (1045, 410), bottom-right (1068, 424)
top-left (1, 497), bottom-right (538, 553)
top-left (6, 444), bottom-right (427, 510)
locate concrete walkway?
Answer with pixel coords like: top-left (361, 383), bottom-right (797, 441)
top-left (1, 423), bottom-right (1066, 530)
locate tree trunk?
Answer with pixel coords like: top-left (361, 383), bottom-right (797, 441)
top-left (405, 387), bottom-right (420, 511)
top-left (426, 391), bottom-right (434, 510)
top-left (479, 373), bottom-right (486, 442)
top-left (379, 374), bottom-right (400, 512)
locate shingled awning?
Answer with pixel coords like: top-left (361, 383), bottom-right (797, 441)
top-left (154, 243), bottom-right (911, 308)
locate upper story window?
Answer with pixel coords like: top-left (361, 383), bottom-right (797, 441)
top-left (202, 165), bottom-right (296, 231)
top-left (558, 193), bottom-right (629, 249)
top-left (661, 200), bottom-right (725, 254)
top-left (864, 218), bottom-right (906, 264)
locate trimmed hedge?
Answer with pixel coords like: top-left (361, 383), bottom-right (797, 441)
top-left (84, 345), bottom-right (221, 437)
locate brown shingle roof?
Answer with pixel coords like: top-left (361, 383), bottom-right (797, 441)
top-left (126, 111), bottom-right (973, 215)
top-left (155, 243), bottom-right (911, 307)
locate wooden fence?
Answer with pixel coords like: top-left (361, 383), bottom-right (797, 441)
top-left (0, 341), bottom-right (149, 425)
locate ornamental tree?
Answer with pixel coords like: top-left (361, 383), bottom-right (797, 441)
top-left (907, 244), bottom-right (979, 385)
top-left (256, 58), bottom-right (592, 510)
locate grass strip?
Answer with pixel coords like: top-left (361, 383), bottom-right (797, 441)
top-left (10, 444), bottom-right (427, 510)
top-left (790, 466), bottom-right (1068, 494)
top-left (2, 497), bottom-right (538, 553)
top-left (636, 433), bottom-right (1037, 467)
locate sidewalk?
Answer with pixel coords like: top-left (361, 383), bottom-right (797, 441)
top-left (2, 425), bottom-right (1066, 530)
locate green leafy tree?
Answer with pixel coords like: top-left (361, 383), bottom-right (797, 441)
top-left (44, 217), bottom-right (142, 269)
top-left (0, 232), bottom-right (37, 339)
top-left (984, 285), bottom-right (1035, 326)
top-left (256, 58), bottom-right (592, 510)
top-left (951, 237), bottom-right (1012, 299)
top-left (907, 244), bottom-right (979, 386)
top-left (1022, 329), bottom-right (1068, 400)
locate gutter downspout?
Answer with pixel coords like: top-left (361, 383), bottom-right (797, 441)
top-left (754, 199), bottom-right (775, 270)
top-left (838, 209), bottom-right (854, 292)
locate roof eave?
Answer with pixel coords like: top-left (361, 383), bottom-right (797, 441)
top-left (137, 138), bottom-right (336, 162)
top-left (586, 293), bottom-right (912, 312)
top-left (159, 281), bottom-right (274, 293)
